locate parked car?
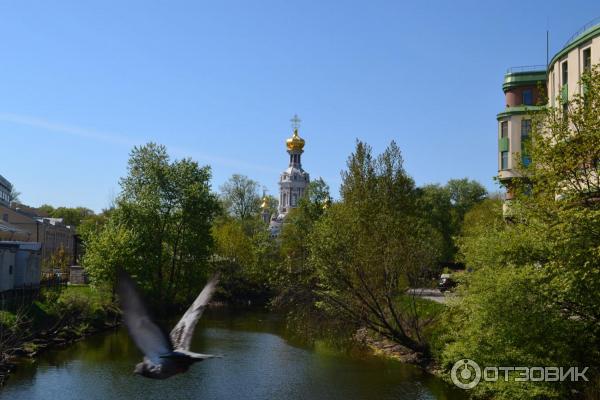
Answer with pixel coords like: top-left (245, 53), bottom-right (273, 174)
top-left (438, 273), bottom-right (457, 292)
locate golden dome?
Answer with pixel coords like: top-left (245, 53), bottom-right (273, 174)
top-left (260, 196), bottom-right (269, 209)
top-left (286, 128), bottom-right (305, 151)
top-left (322, 196), bottom-right (331, 210)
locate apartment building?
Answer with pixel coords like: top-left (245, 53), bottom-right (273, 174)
top-left (498, 20), bottom-right (600, 208)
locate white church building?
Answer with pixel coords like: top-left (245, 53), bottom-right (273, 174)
top-left (263, 115), bottom-right (310, 236)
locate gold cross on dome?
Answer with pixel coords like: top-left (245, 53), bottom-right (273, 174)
top-left (290, 114), bottom-right (301, 130)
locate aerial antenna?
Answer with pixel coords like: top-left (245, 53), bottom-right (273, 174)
top-left (546, 17), bottom-right (550, 70)
top-left (546, 30), bottom-right (549, 69)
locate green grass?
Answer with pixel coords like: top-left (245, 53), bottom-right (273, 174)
top-left (397, 295), bottom-right (446, 319)
top-left (60, 285), bottom-right (108, 306)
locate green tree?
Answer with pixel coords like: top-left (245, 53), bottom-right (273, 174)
top-left (35, 205), bottom-right (95, 226)
top-left (82, 219), bottom-right (138, 293)
top-left (83, 143), bottom-right (220, 310)
top-left (417, 184), bottom-right (454, 262)
top-left (43, 244), bottom-right (71, 274)
top-left (77, 209), bottom-right (113, 243)
top-left (272, 178), bottom-right (330, 314)
top-left (212, 216), bottom-right (276, 302)
top-left (220, 174), bottom-right (261, 220)
top-left (310, 141), bottom-right (442, 354)
top-left (446, 178), bottom-right (487, 224)
top-left (443, 67), bottom-right (600, 398)
top-left (50, 206), bottom-right (95, 227)
top-left (37, 204), bottom-right (55, 217)
top-left (442, 265), bottom-right (583, 399)
top-left (417, 179), bottom-right (487, 263)
top-left (8, 186), bottom-right (21, 203)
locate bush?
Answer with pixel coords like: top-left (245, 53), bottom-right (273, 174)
top-left (441, 265), bottom-right (591, 399)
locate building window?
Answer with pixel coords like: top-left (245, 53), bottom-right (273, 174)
top-left (551, 71), bottom-right (556, 106)
top-left (9, 265), bottom-right (12, 275)
top-left (501, 151), bottom-right (509, 170)
top-left (562, 61), bottom-right (568, 86)
top-left (521, 119), bottom-right (531, 138)
top-left (500, 121), bottom-right (508, 138)
top-left (2, 213), bottom-right (7, 222)
top-left (522, 90), bottom-right (533, 105)
top-left (583, 48), bottom-right (591, 72)
top-left (521, 120), bottom-right (532, 168)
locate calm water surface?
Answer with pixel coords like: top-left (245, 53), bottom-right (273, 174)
top-left (3, 309), bottom-right (466, 400)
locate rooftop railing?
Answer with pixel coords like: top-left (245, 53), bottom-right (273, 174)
top-left (564, 16), bottom-right (600, 47)
top-left (506, 65), bottom-right (547, 74)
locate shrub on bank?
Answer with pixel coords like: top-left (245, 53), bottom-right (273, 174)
top-left (1, 285), bottom-right (117, 360)
top-left (41, 286), bottom-right (118, 332)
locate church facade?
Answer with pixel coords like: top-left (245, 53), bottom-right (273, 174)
top-left (262, 116), bottom-right (310, 236)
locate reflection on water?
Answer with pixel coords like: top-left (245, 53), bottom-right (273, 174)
top-left (2, 309), bottom-right (466, 400)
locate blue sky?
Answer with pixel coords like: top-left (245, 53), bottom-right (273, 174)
top-left (1, 1), bottom-right (598, 212)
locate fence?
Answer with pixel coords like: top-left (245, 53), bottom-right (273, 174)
top-left (0, 274), bottom-right (68, 311)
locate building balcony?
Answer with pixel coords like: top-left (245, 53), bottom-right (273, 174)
top-left (503, 67), bottom-right (547, 92)
top-left (496, 105), bottom-right (546, 120)
top-left (498, 168), bottom-right (519, 181)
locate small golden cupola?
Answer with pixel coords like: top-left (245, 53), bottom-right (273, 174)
top-left (260, 196), bottom-right (269, 209)
top-left (286, 128), bottom-right (305, 152)
top-left (286, 114), bottom-right (305, 152)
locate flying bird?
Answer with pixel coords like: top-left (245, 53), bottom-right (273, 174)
top-left (117, 271), bottom-right (221, 379)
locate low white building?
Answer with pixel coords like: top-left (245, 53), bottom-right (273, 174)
top-left (0, 241), bottom-right (42, 291)
top-left (0, 242), bottom-right (18, 292)
top-left (13, 242), bottom-right (42, 287)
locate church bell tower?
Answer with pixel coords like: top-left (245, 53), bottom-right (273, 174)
top-left (278, 115), bottom-right (310, 216)
top-left (268, 115), bottom-right (310, 236)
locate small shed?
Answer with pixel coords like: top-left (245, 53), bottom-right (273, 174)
top-left (0, 242), bottom-right (18, 292)
top-left (69, 265), bottom-right (88, 285)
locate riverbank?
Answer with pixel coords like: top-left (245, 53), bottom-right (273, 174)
top-left (0, 285), bottom-right (119, 387)
top-left (353, 327), bottom-right (444, 373)
top-left (353, 328), bottom-right (422, 363)
top-left (1, 307), bottom-right (467, 400)
top-left (2, 297), bottom-right (448, 389)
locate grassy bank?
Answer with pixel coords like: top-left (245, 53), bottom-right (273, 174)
top-left (0, 285), bottom-right (119, 386)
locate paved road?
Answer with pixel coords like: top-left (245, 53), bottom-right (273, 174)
top-left (406, 288), bottom-right (449, 304)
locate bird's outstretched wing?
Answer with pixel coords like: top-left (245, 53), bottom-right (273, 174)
top-left (170, 273), bottom-right (219, 350)
top-left (117, 271), bottom-right (173, 364)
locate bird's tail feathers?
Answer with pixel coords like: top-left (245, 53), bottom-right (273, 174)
top-left (161, 350), bottom-right (222, 360)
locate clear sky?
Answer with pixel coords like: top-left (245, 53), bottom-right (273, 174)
top-left (1, 1), bottom-right (599, 212)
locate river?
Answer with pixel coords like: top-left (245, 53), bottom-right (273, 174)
top-left (2, 309), bottom-right (466, 399)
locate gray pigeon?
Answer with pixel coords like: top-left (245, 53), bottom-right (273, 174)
top-left (117, 271), bottom-right (220, 379)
